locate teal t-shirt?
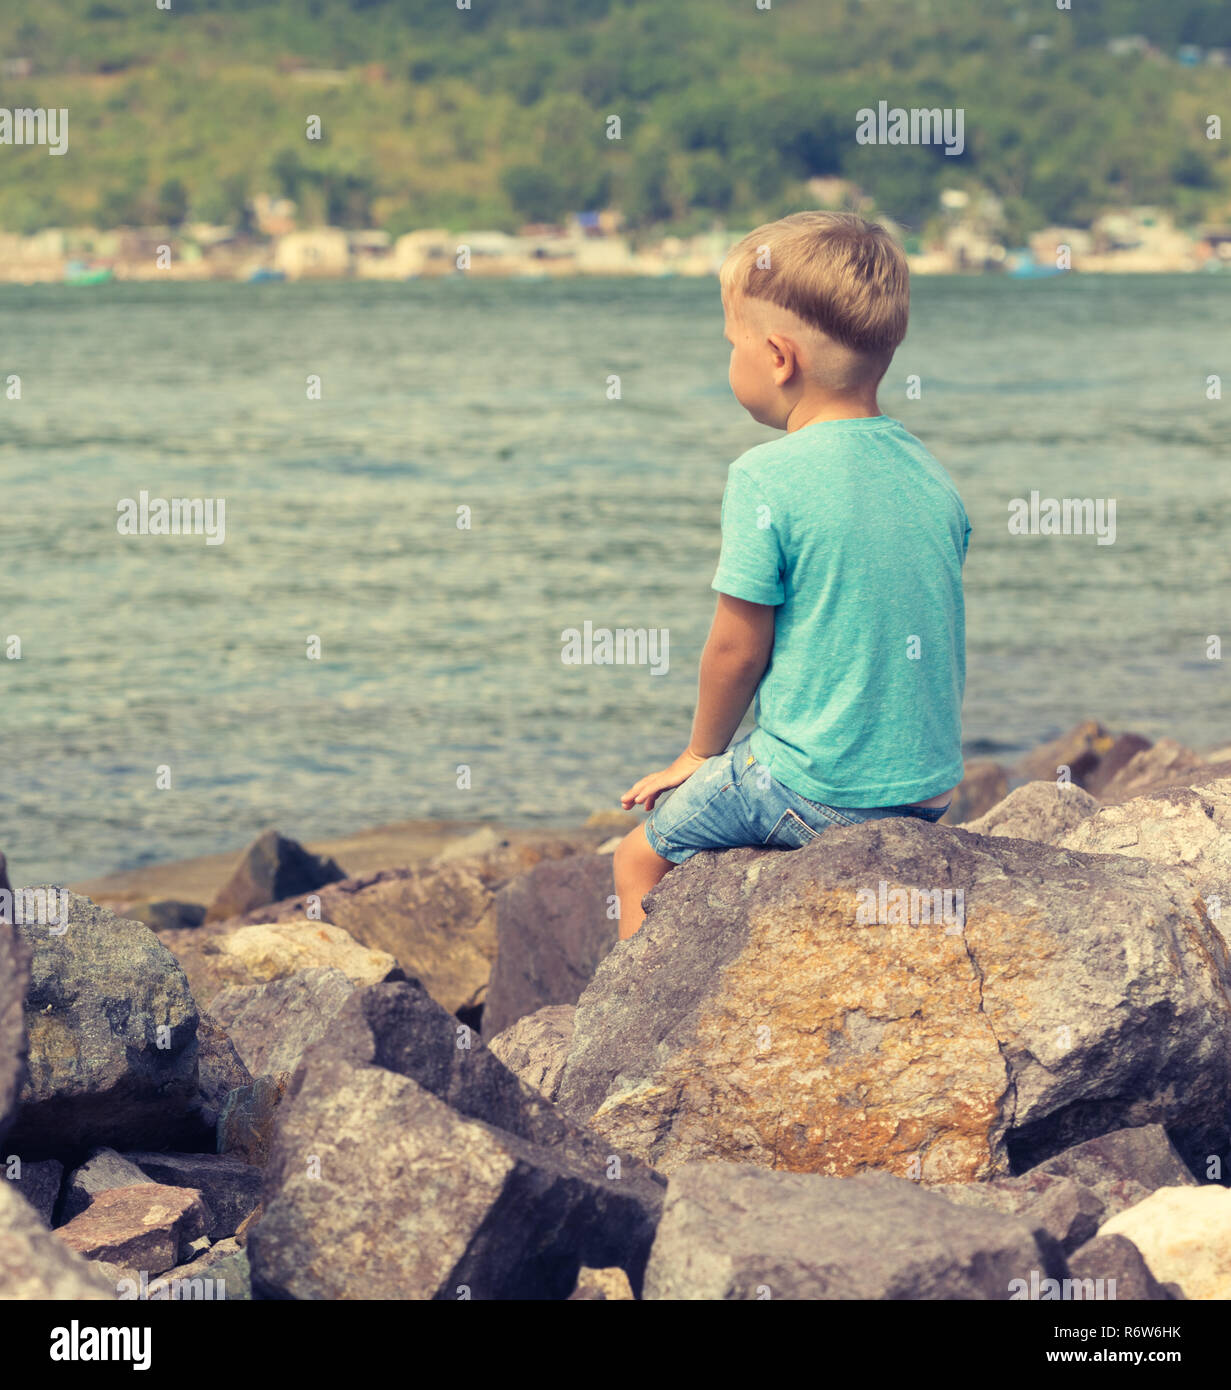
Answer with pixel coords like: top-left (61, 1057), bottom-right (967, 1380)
top-left (711, 415), bottom-right (970, 806)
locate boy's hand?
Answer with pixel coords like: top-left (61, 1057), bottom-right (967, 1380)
top-left (621, 749), bottom-right (709, 813)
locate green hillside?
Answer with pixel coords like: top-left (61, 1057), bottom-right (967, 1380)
top-left (0, 0), bottom-right (1227, 239)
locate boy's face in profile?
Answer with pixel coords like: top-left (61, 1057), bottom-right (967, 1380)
top-left (723, 292), bottom-right (785, 428)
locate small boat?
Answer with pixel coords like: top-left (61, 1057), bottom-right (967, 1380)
top-left (64, 261), bottom-right (113, 286)
top-left (246, 267), bottom-right (286, 283)
top-left (1005, 249), bottom-right (1067, 279)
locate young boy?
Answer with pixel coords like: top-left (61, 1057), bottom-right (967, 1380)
top-left (614, 211), bottom-right (971, 939)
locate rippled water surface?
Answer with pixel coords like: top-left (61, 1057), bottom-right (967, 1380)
top-left (2, 274), bottom-right (1228, 883)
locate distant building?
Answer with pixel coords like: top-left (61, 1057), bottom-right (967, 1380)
top-left (274, 228), bottom-right (351, 278)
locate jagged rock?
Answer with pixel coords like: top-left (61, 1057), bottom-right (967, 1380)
top-left (557, 819), bottom-right (1231, 1182)
top-left (2, 1158), bottom-right (63, 1224)
top-left (1060, 780), bottom-right (1231, 945)
top-left (1028, 1124), bottom-right (1197, 1222)
top-left (209, 969), bottom-right (359, 1078)
top-left (0, 1180), bottom-right (115, 1299)
top-left (568, 1266), bottom-right (635, 1300)
top-left (213, 835), bottom-right (599, 1016)
top-left (1082, 733), bottom-right (1153, 798)
top-left (248, 981), bottom-right (664, 1299)
top-left (61, 1149), bottom-right (152, 1224)
top-left (142, 1238), bottom-right (250, 1300)
top-left (122, 900), bottom-right (206, 931)
top-left (487, 1005), bottom-right (576, 1102)
top-left (234, 1204), bottom-right (262, 1245)
top-left (205, 830), bottom-right (346, 923)
top-left (121, 1152), bottom-right (262, 1241)
top-left (962, 781), bottom-right (1099, 842)
top-left (932, 1171), bottom-right (1104, 1253)
top-left (1096, 738), bottom-right (1209, 803)
top-left (430, 826), bottom-right (504, 864)
top-left (483, 854), bottom-right (617, 1038)
top-left (217, 1074), bottom-right (288, 1166)
top-left (209, 920), bottom-right (398, 987)
top-left (941, 760), bottom-right (1008, 825)
top-left (1014, 720), bottom-right (1112, 788)
top-left (8, 892), bottom-right (201, 1154)
top-left (643, 1164), bottom-right (1064, 1300)
top-left (55, 1183), bottom-right (210, 1277)
top-left (1067, 1234), bottom-right (1180, 1301)
top-left (1100, 1187), bottom-right (1231, 1300)
top-left (0, 917), bottom-right (29, 1147)
top-left (194, 1012), bottom-right (254, 1131)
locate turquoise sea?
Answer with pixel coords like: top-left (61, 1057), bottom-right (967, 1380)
top-left (2, 274), bottom-right (1228, 884)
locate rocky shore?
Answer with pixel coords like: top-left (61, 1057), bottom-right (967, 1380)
top-left (3, 719), bottom-right (1231, 1301)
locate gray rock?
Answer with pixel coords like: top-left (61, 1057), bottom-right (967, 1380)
top-left (556, 819), bottom-right (1231, 1182)
top-left (487, 1005), bottom-right (576, 1102)
top-left (206, 830), bottom-right (346, 923)
top-left (209, 968), bottom-right (357, 1078)
top-left (962, 780), bottom-right (1099, 842)
top-left (248, 980), bottom-right (664, 1299)
top-left (1095, 738), bottom-right (1209, 803)
top-left (1013, 721), bottom-right (1111, 788)
top-left (61, 1148), bottom-right (152, 1224)
top-left (643, 1164), bottom-right (1065, 1300)
top-left (1083, 733), bottom-right (1153, 798)
top-left (8, 891), bottom-right (202, 1153)
top-left (1060, 780), bottom-right (1231, 947)
top-left (142, 1237), bottom-right (250, 1300)
top-left (0, 916), bottom-right (30, 1148)
top-left (932, 1171), bottom-right (1104, 1253)
top-left (0, 1179), bottom-right (116, 1299)
top-left (1066, 1233), bottom-right (1180, 1301)
top-left (2, 1158), bottom-right (63, 1223)
top-left (217, 1074), bottom-right (288, 1166)
top-left (1029, 1124), bottom-right (1198, 1221)
top-left (123, 900), bottom-right (207, 931)
top-left (483, 853), bottom-right (618, 1039)
top-left (121, 1152), bottom-right (262, 1241)
top-left (193, 1011), bottom-right (254, 1131)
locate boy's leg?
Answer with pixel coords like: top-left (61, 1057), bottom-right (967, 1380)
top-left (613, 822), bottom-right (674, 940)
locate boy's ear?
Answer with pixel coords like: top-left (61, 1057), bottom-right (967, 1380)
top-left (766, 331), bottom-right (799, 385)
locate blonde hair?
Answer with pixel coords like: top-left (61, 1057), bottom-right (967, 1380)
top-left (720, 211), bottom-right (909, 362)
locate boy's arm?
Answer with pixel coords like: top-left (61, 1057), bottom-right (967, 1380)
top-left (621, 594), bottom-right (775, 812)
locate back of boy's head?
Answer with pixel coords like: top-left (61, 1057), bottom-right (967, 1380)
top-left (720, 211), bottom-right (909, 385)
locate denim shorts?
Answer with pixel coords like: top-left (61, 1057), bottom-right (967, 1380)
top-left (643, 732), bottom-right (952, 864)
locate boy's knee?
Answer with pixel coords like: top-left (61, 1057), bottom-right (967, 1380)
top-left (614, 823), bottom-right (663, 875)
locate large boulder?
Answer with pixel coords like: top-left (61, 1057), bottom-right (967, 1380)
top-left (962, 781), bottom-right (1099, 842)
top-left (1082, 733), bottom-right (1153, 798)
top-left (207, 920), bottom-right (397, 988)
top-left (8, 892), bottom-right (202, 1155)
top-left (1099, 1187), bottom-right (1231, 1300)
top-left (483, 854), bottom-right (617, 1039)
top-left (487, 1005), bottom-right (576, 1102)
top-left (209, 968), bottom-right (359, 1079)
top-left (1060, 780), bottom-right (1231, 944)
top-left (205, 830), bottom-right (346, 923)
top-left (217, 1074), bottom-right (288, 1166)
top-left (0, 917), bottom-right (30, 1147)
top-left (0, 1180), bottom-right (116, 1299)
top-left (557, 819), bottom-right (1231, 1182)
top-left (643, 1164), bottom-right (1065, 1300)
top-left (249, 981), bottom-right (664, 1299)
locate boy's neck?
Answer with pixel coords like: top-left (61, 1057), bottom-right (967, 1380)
top-left (784, 391), bottom-right (883, 433)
